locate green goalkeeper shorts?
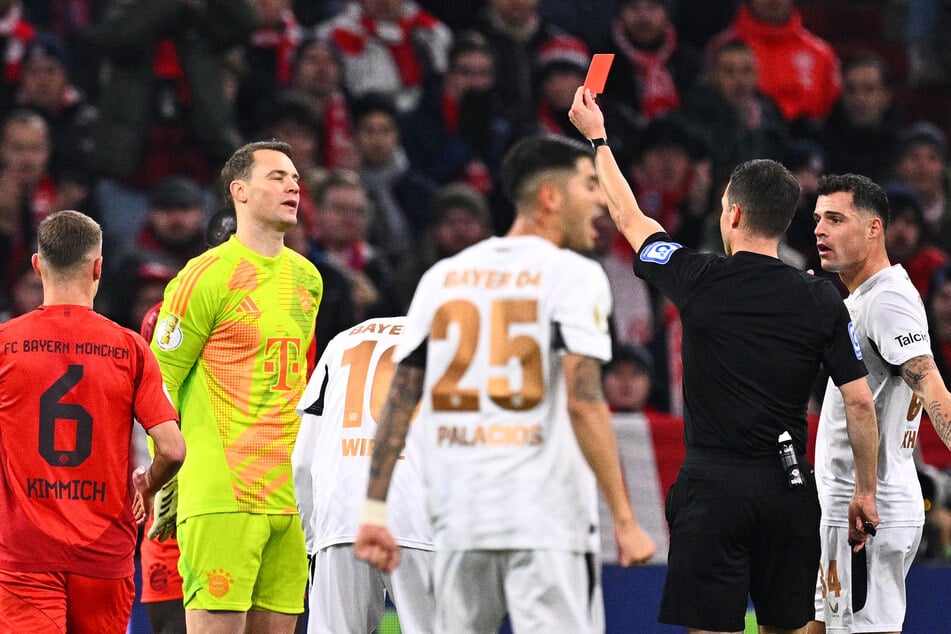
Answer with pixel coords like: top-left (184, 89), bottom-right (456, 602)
top-left (178, 512), bottom-right (306, 613)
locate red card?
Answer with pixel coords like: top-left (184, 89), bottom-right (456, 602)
top-left (583, 54), bottom-right (614, 95)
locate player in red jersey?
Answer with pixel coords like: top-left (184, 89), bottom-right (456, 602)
top-left (0, 210), bottom-right (185, 634)
top-left (139, 300), bottom-right (187, 634)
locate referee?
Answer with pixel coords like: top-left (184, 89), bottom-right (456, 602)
top-left (569, 88), bottom-right (881, 633)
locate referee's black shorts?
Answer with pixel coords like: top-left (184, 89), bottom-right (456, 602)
top-left (659, 447), bottom-right (821, 632)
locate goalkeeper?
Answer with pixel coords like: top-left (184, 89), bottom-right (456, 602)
top-left (151, 142), bottom-right (322, 633)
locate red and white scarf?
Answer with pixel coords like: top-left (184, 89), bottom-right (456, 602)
top-left (611, 20), bottom-right (680, 119)
top-left (251, 9), bottom-right (302, 86)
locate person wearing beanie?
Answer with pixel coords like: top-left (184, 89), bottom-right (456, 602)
top-left (281, 35), bottom-right (358, 170)
top-left (14, 31), bottom-right (97, 199)
top-left (533, 34), bottom-right (644, 170)
top-left (891, 120), bottom-right (951, 253)
top-left (392, 182), bottom-right (494, 311)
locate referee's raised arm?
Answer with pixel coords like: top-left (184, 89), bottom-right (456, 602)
top-left (568, 86), bottom-right (664, 253)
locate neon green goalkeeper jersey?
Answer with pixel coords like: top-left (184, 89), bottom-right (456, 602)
top-left (152, 236), bottom-right (322, 519)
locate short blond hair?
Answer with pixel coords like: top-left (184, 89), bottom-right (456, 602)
top-left (37, 210), bottom-right (101, 272)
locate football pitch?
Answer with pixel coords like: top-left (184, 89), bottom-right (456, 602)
top-left (374, 609), bottom-right (762, 633)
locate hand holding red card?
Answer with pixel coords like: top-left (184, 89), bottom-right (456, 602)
top-left (583, 53), bottom-right (615, 95)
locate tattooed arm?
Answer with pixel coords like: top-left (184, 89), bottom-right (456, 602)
top-left (367, 362), bottom-right (425, 500)
top-left (901, 354), bottom-right (951, 451)
top-left (355, 361), bottom-right (424, 572)
top-left (563, 353), bottom-right (656, 565)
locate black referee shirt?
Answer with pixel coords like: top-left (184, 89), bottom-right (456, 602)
top-left (634, 232), bottom-right (868, 457)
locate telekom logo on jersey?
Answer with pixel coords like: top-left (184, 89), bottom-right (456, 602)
top-left (264, 337), bottom-right (302, 391)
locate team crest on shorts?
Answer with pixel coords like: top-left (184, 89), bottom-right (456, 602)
top-left (206, 568), bottom-right (235, 598)
top-left (639, 241), bottom-right (682, 264)
top-left (848, 322), bottom-right (863, 360)
top-left (156, 315), bottom-right (183, 351)
top-left (148, 563), bottom-right (170, 592)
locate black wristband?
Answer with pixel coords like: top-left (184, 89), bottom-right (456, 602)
top-left (589, 137), bottom-right (608, 149)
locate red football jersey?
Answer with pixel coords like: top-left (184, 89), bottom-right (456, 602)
top-left (0, 305), bottom-right (179, 578)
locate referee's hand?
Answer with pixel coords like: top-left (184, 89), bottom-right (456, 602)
top-left (354, 524), bottom-right (401, 572)
top-left (615, 519), bottom-right (656, 566)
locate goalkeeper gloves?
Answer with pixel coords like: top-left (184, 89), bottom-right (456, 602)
top-left (147, 477), bottom-right (178, 541)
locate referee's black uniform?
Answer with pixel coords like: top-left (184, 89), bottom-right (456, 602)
top-left (634, 232), bottom-right (868, 632)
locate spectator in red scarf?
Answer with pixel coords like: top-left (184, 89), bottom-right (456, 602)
top-left (259, 95), bottom-right (325, 238)
top-left (605, 0), bottom-right (701, 121)
top-left (533, 34), bottom-right (643, 169)
top-left (316, 0), bottom-right (452, 114)
top-left (403, 30), bottom-right (512, 195)
top-left (707, 0), bottom-right (841, 131)
top-left (234, 0), bottom-right (303, 137)
top-left (308, 169), bottom-right (399, 321)
top-left (282, 35), bottom-right (358, 169)
top-left (0, 0), bottom-right (35, 109)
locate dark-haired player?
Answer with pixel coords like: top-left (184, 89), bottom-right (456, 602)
top-left (355, 134), bottom-right (655, 633)
top-left (570, 88), bottom-right (879, 633)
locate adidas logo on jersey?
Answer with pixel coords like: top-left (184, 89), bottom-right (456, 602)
top-left (235, 296), bottom-right (261, 318)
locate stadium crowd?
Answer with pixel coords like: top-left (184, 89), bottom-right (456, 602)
top-left (3, 0), bottom-right (951, 630)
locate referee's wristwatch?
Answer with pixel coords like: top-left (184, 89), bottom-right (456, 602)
top-left (589, 137), bottom-right (608, 150)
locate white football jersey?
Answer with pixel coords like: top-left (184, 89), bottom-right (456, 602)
top-left (394, 236), bottom-right (613, 552)
top-left (293, 317), bottom-right (433, 553)
top-left (816, 265), bottom-right (929, 527)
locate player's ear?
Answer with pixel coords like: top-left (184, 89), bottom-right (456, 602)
top-left (229, 179), bottom-right (247, 204)
top-left (868, 215), bottom-right (884, 239)
top-left (537, 178), bottom-right (563, 214)
top-left (730, 203), bottom-right (742, 229)
top-left (92, 255), bottom-right (103, 281)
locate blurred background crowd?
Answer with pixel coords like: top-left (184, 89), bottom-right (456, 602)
top-left (1, 0), bottom-right (951, 563)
